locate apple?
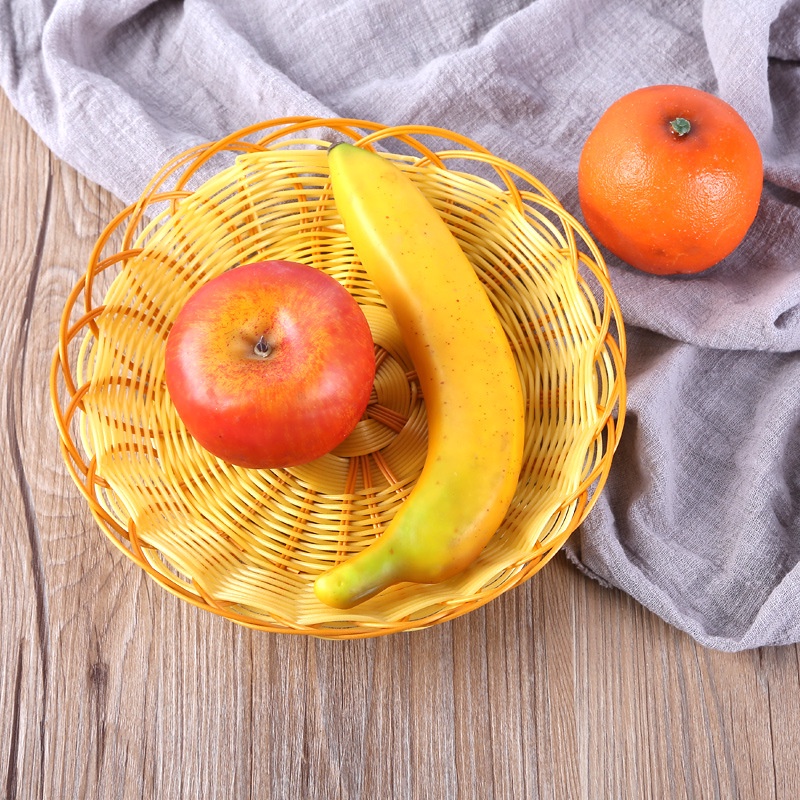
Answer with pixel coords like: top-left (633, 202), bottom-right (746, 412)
top-left (164, 260), bottom-right (376, 468)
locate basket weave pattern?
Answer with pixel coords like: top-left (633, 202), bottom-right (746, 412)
top-left (50, 118), bottom-right (626, 638)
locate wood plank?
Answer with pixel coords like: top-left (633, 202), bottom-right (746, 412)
top-left (1, 86), bottom-right (56, 800)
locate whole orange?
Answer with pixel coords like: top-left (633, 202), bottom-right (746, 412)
top-left (577, 84), bottom-right (763, 275)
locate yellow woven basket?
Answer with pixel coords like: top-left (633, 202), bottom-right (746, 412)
top-left (50, 117), bottom-right (626, 638)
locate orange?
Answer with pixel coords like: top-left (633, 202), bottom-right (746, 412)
top-left (577, 84), bottom-right (763, 275)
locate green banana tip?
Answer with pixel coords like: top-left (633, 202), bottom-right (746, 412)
top-left (313, 570), bottom-right (361, 609)
top-left (314, 547), bottom-right (402, 609)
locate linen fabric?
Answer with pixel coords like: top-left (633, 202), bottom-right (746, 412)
top-left (2, 0), bottom-right (798, 650)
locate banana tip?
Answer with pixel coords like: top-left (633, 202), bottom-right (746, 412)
top-left (313, 572), bottom-right (358, 609)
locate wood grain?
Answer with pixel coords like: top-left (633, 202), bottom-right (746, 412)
top-left (1, 89), bottom-right (798, 800)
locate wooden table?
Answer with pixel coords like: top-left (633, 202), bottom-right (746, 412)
top-left (2, 89), bottom-right (798, 799)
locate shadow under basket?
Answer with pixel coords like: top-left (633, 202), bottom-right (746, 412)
top-left (50, 117), bottom-right (627, 638)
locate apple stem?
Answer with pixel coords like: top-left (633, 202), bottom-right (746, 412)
top-left (254, 335), bottom-right (272, 358)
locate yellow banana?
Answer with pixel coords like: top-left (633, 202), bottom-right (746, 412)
top-left (314, 143), bottom-right (525, 609)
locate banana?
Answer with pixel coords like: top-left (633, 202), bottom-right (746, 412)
top-left (314, 143), bottom-right (525, 609)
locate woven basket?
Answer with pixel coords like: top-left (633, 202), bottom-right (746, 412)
top-left (50, 118), bottom-right (626, 638)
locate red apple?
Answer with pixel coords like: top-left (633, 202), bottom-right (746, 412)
top-left (164, 260), bottom-right (375, 468)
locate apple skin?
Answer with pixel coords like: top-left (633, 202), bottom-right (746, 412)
top-left (164, 260), bottom-right (376, 469)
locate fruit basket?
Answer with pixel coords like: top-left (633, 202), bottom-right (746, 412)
top-left (50, 117), bottom-right (626, 638)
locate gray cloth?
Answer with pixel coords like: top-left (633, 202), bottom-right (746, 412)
top-left (2, 0), bottom-right (798, 650)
